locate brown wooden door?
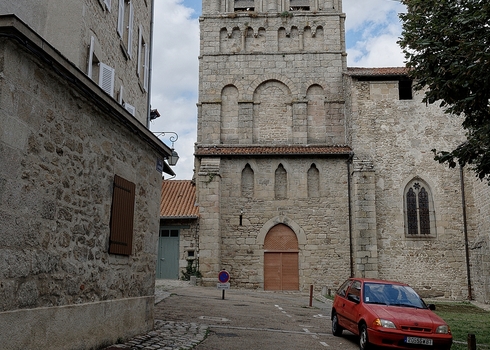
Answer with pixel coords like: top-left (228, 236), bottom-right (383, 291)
top-left (264, 224), bottom-right (299, 291)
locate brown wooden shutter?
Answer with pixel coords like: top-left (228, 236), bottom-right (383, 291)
top-left (108, 175), bottom-right (136, 255)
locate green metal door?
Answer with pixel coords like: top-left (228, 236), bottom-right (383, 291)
top-left (156, 228), bottom-right (180, 279)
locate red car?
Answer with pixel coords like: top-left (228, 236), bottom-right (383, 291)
top-left (331, 278), bottom-right (452, 350)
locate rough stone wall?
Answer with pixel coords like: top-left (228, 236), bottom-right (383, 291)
top-left (347, 76), bottom-right (474, 299)
top-left (0, 34), bottom-right (162, 348)
top-left (0, 0), bottom-right (152, 124)
top-left (469, 178), bottom-right (490, 303)
top-left (217, 157), bottom-right (351, 292)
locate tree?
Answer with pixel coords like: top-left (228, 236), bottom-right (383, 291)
top-left (398, 0), bottom-right (490, 183)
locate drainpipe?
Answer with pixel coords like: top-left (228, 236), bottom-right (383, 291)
top-left (460, 165), bottom-right (473, 300)
top-left (146, 0), bottom-right (156, 128)
top-left (347, 152), bottom-right (354, 277)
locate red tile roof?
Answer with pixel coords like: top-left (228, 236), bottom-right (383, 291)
top-left (346, 67), bottom-right (410, 76)
top-left (160, 180), bottom-right (199, 218)
top-left (195, 145), bottom-right (352, 156)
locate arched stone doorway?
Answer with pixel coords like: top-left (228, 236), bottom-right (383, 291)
top-left (263, 224), bottom-right (299, 291)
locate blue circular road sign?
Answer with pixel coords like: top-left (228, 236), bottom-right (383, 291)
top-left (218, 270), bottom-right (230, 283)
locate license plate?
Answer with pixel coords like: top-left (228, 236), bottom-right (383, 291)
top-left (405, 336), bottom-right (433, 346)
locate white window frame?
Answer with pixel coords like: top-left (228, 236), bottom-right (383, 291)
top-left (137, 25), bottom-right (150, 92)
top-left (117, 0), bottom-right (125, 37)
top-left (87, 36), bottom-right (95, 77)
top-left (118, 0), bottom-right (133, 59)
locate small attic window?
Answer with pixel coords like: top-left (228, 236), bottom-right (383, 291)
top-left (399, 79), bottom-right (413, 100)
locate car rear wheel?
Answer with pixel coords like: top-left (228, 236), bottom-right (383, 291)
top-left (359, 323), bottom-right (370, 350)
top-left (331, 312), bottom-right (343, 336)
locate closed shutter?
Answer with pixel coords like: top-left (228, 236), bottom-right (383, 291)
top-left (124, 103), bottom-right (136, 116)
top-left (108, 175), bottom-right (136, 255)
top-left (98, 62), bottom-right (115, 97)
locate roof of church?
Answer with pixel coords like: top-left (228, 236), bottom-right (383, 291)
top-left (195, 145), bottom-right (352, 156)
top-left (346, 67), bottom-right (409, 76)
top-left (160, 180), bottom-right (199, 218)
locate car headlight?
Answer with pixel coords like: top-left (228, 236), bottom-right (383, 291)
top-left (436, 325), bottom-right (451, 334)
top-left (373, 318), bottom-right (396, 329)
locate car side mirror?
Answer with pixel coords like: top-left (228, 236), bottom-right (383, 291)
top-left (347, 294), bottom-right (360, 303)
top-left (427, 304), bottom-right (436, 310)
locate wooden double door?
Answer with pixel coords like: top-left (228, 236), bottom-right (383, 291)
top-left (264, 224), bottom-right (299, 291)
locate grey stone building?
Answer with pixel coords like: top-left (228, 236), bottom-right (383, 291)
top-left (194, 0), bottom-right (490, 303)
top-left (0, 1), bottom-right (175, 348)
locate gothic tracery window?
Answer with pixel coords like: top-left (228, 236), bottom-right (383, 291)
top-left (404, 179), bottom-right (435, 237)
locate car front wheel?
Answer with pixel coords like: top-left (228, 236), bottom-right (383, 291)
top-left (331, 312), bottom-right (343, 336)
top-left (359, 323), bottom-right (370, 350)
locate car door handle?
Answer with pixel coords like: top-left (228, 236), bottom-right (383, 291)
top-left (160, 258), bottom-right (165, 261)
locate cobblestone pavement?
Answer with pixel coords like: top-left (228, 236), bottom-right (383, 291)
top-left (104, 280), bottom-right (208, 350)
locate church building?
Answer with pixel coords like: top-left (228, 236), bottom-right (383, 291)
top-left (193, 0), bottom-right (490, 302)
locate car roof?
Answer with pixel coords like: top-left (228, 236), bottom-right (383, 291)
top-left (347, 278), bottom-right (409, 286)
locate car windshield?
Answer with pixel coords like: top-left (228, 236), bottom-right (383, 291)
top-left (363, 282), bottom-right (427, 309)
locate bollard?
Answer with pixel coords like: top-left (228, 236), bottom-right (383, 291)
top-left (467, 333), bottom-right (476, 350)
top-left (309, 285), bottom-right (313, 307)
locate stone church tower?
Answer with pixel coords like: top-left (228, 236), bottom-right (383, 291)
top-left (194, 0), bottom-right (489, 299)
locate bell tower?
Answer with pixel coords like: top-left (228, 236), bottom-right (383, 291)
top-left (195, 0), bottom-right (350, 287)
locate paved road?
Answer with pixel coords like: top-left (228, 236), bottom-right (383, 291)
top-left (154, 283), bottom-right (360, 350)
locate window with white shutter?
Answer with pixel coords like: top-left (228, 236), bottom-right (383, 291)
top-left (117, 0), bottom-right (124, 37)
top-left (127, 2), bottom-right (134, 58)
top-left (98, 63), bottom-right (115, 97)
top-left (118, 0), bottom-right (134, 59)
top-left (124, 103), bottom-right (136, 116)
top-left (137, 25), bottom-right (150, 92)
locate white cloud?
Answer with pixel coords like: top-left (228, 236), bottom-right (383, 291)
top-left (150, 0), bottom-right (407, 179)
top-left (150, 0), bottom-right (199, 180)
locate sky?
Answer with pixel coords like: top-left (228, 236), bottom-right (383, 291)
top-left (149, 0), bottom-right (407, 180)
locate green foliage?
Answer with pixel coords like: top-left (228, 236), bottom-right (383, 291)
top-left (280, 11), bottom-right (293, 18)
top-left (434, 302), bottom-right (490, 349)
top-left (399, 0), bottom-right (490, 184)
top-left (181, 259), bottom-right (202, 281)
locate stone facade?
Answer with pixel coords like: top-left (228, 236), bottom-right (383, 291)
top-left (0, 0), bottom-right (153, 125)
top-left (195, 0), bottom-right (490, 302)
top-left (0, 15), bottom-right (172, 350)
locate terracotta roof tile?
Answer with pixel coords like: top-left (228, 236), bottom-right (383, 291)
top-left (160, 180), bottom-right (199, 218)
top-left (346, 67), bottom-right (410, 77)
top-left (195, 145), bottom-right (352, 156)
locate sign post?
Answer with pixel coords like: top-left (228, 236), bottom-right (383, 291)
top-left (217, 269), bottom-right (230, 299)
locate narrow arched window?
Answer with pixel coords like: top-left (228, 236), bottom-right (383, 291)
top-left (275, 164), bottom-right (287, 199)
top-left (241, 164), bottom-right (254, 197)
top-left (307, 164), bottom-right (319, 198)
top-left (404, 179), bottom-right (436, 237)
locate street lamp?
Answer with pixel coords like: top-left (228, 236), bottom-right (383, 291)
top-left (153, 131), bottom-right (179, 166)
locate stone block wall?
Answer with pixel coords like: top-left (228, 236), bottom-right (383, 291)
top-left (0, 24), bottom-right (164, 349)
top-left (347, 76), bottom-right (473, 299)
top-left (216, 156), bottom-right (351, 292)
